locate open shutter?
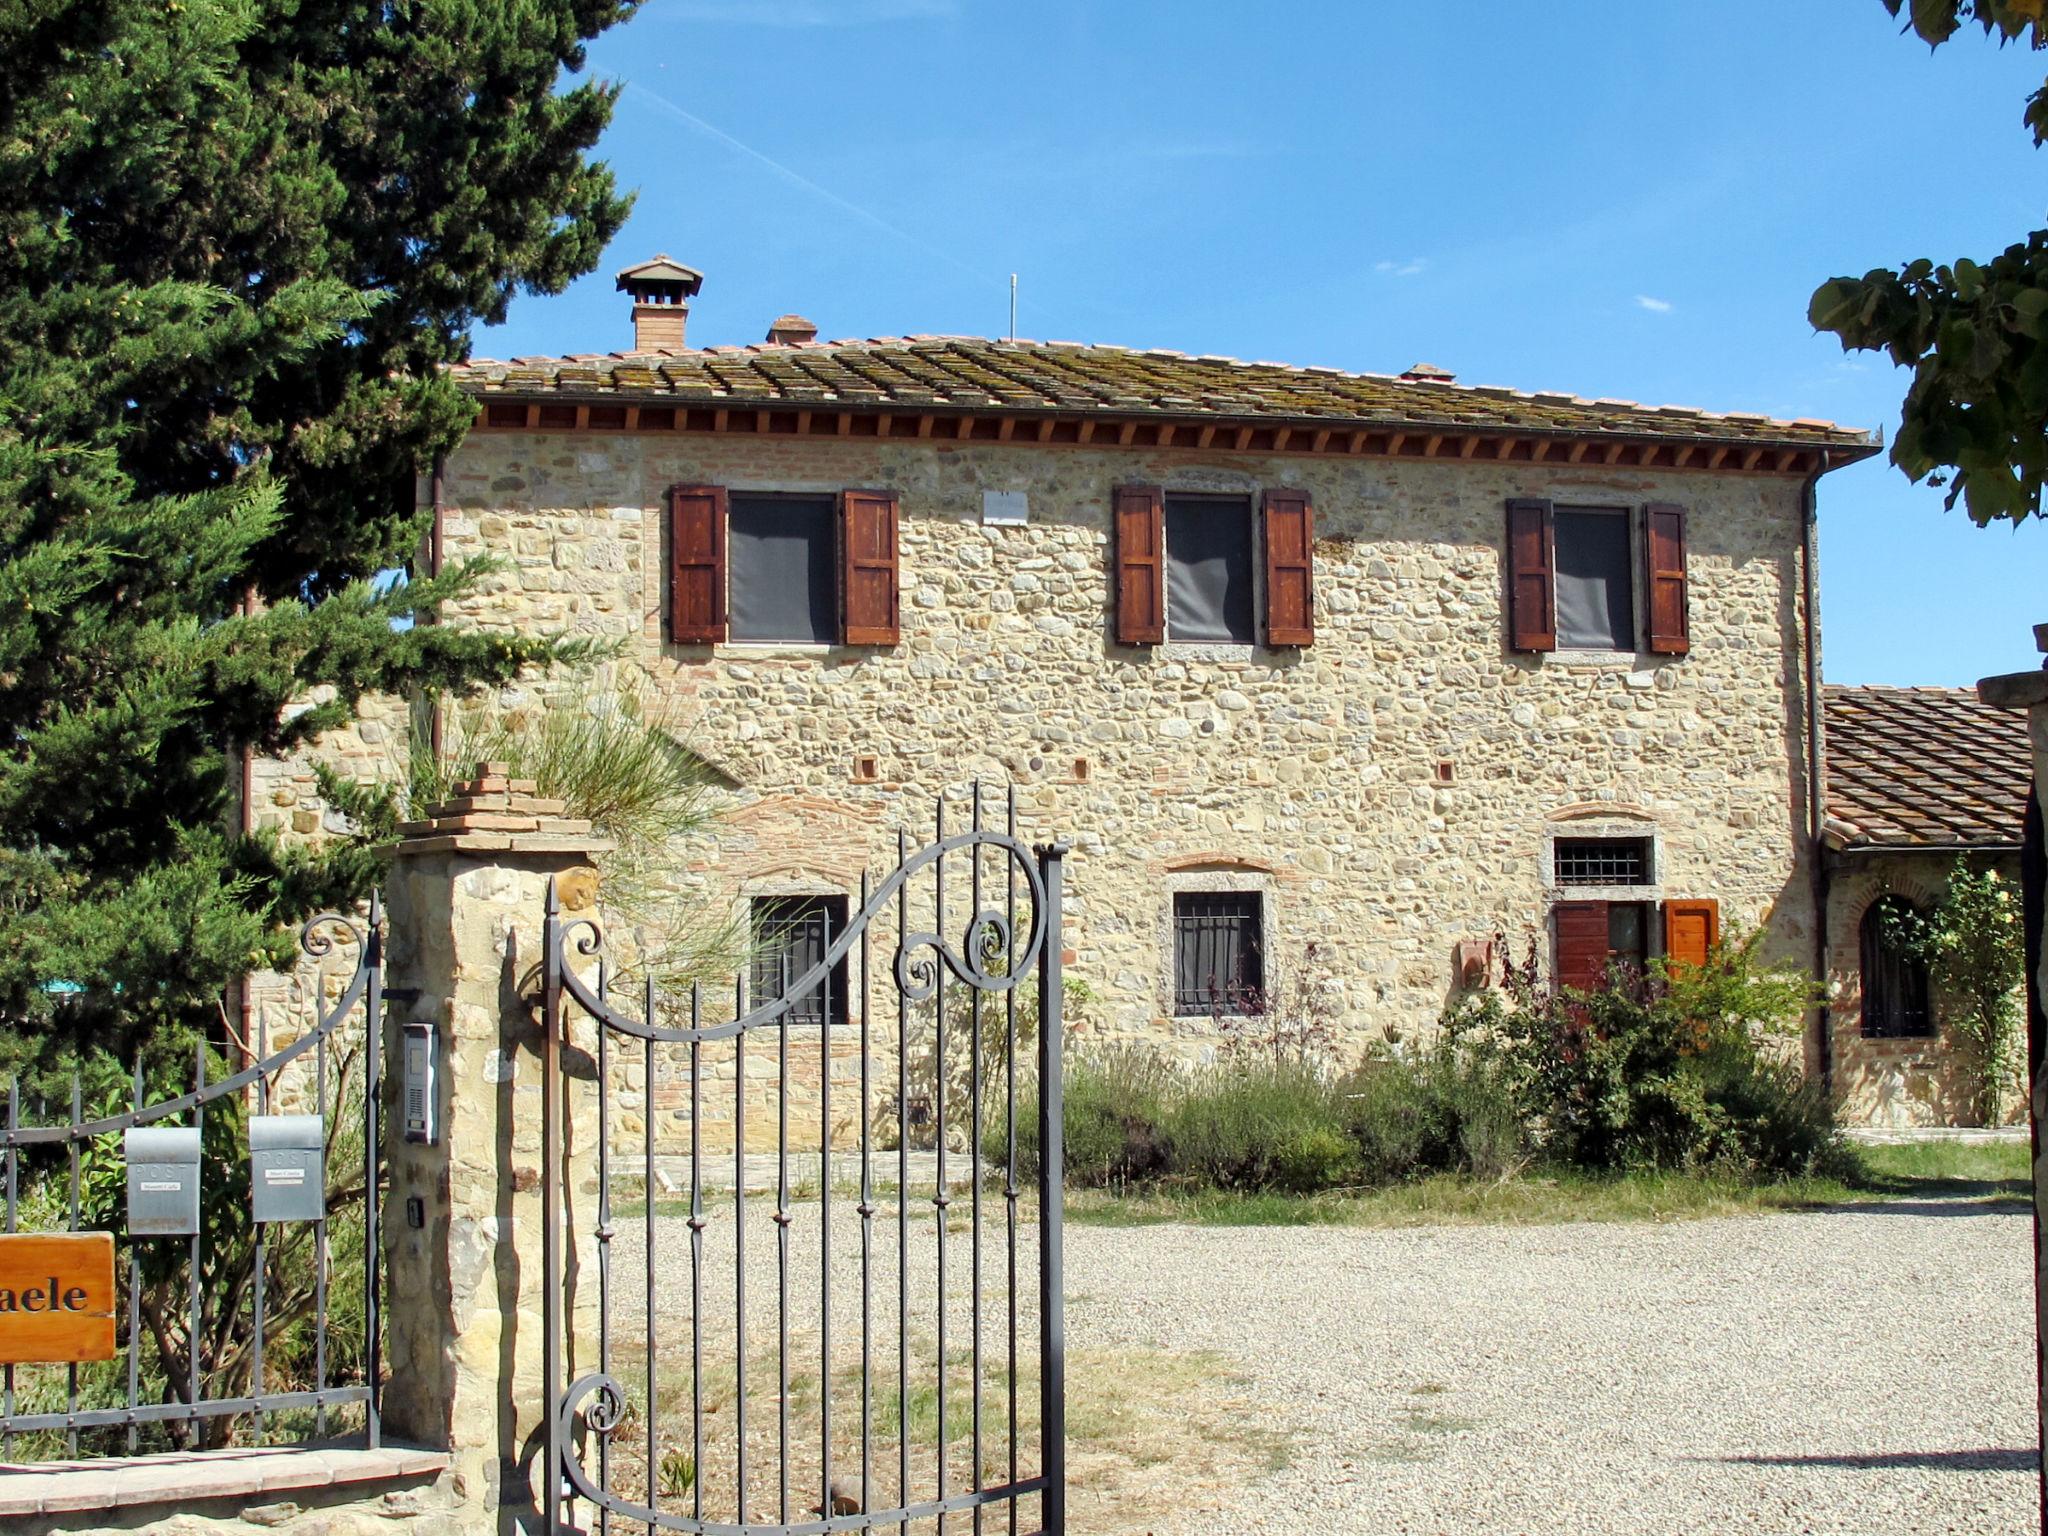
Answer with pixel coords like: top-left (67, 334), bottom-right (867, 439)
top-left (840, 488), bottom-right (900, 645)
top-left (668, 485), bottom-right (727, 644)
top-left (1554, 900), bottom-right (1610, 994)
top-left (1113, 485), bottom-right (1165, 645)
top-left (1506, 498), bottom-right (1556, 652)
top-left (1662, 899), bottom-right (1720, 971)
top-left (1643, 502), bottom-right (1690, 655)
top-left (1262, 489), bottom-right (1315, 646)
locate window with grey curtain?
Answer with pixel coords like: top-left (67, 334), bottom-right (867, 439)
top-left (730, 494), bottom-right (837, 644)
top-left (1553, 507), bottom-right (1634, 651)
top-left (1173, 891), bottom-right (1264, 1014)
top-left (750, 894), bottom-right (850, 1025)
top-left (1165, 495), bottom-right (1255, 644)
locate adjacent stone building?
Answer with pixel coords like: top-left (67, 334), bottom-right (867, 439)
top-left (1820, 685), bottom-right (2033, 1125)
top-left (254, 263), bottom-right (2038, 1125)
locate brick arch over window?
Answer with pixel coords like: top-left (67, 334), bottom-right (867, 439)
top-left (1859, 895), bottom-right (1933, 1040)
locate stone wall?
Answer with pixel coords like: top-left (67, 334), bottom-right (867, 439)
top-left (427, 429), bottom-right (1822, 1079)
top-left (1824, 849), bottom-right (2023, 1127)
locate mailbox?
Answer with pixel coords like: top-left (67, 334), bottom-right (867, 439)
top-left (250, 1115), bottom-right (324, 1224)
top-left (126, 1127), bottom-right (201, 1236)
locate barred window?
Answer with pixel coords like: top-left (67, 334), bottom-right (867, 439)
top-left (1553, 837), bottom-right (1652, 887)
top-left (1173, 891), bottom-right (1264, 1015)
top-left (750, 894), bottom-right (850, 1025)
top-left (1860, 896), bottom-right (1932, 1039)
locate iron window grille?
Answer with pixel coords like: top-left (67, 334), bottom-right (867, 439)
top-left (750, 894), bottom-right (851, 1025)
top-left (1173, 891), bottom-right (1265, 1014)
top-left (1553, 837), bottom-right (1653, 887)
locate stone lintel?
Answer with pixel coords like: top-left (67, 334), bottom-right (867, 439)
top-left (1977, 669), bottom-right (2048, 710)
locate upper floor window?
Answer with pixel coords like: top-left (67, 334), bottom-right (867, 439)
top-left (1165, 494), bottom-right (1256, 644)
top-left (1506, 499), bottom-right (1689, 656)
top-left (668, 485), bottom-right (900, 647)
top-left (730, 494), bottom-right (836, 644)
top-left (750, 894), bottom-right (851, 1026)
top-left (1173, 890), bottom-right (1265, 1014)
top-left (1553, 507), bottom-right (1634, 651)
top-left (1115, 486), bottom-right (1315, 648)
top-left (1859, 896), bottom-right (1933, 1039)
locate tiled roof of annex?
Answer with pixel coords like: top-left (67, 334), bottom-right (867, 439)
top-left (1822, 684), bottom-right (2033, 851)
top-left (452, 335), bottom-right (1879, 455)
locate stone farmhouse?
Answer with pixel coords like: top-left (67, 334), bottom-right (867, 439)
top-left (253, 259), bottom-right (2029, 1128)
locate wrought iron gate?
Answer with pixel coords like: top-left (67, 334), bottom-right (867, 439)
top-left (543, 789), bottom-right (1066, 1535)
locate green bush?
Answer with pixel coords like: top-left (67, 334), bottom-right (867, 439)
top-left (1009, 1043), bottom-right (1175, 1188)
top-left (1336, 1038), bottom-right (1529, 1184)
top-left (1161, 1061), bottom-right (1357, 1193)
top-left (1443, 927), bottom-right (1841, 1179)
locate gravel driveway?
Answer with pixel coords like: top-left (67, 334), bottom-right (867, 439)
top-left (1074, 1199), bottom-right (2037, 1536)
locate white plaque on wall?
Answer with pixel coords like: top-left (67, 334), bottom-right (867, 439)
top-left (982, 490), bottom-right (1029, 526)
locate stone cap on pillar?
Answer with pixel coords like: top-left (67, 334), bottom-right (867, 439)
top-left (388, 761), bottom-right (616, 857)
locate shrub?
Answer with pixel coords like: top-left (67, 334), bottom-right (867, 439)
top-left (1161, 1061), bottom-right (1357, 1193)
top-left (1443, 926), bottom-right (1841, 1179)
top-left (1011, 1043), bottom-right (1175, 1188)
top-left (1336, 1037), bottom-right (1530, 1183)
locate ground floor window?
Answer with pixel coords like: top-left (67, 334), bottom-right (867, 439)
top-left (749, 893), bottom-right (850, 1024)
top-left (1173, 891), bottom-right (1264, 1014)
top-left (1859, 896), bottom-right (1933, 1039)
top-left (1554, 898), bottom-right (1653, 993)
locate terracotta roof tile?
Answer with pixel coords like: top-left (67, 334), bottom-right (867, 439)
top-left (1822, 685), bottom-right (2033, 850)
top-left (452, 336), bottom-right (1878, 454)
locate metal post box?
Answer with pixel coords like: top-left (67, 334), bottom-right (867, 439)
top-left (126, 1127), bottom-right (201, 1236)
top-left (250, 1115), bottom-right (325, 1224)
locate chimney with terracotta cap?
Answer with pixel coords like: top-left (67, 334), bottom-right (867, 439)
top-left (615, 254), bottom-right (704, 351)
top-left (1399, 362), bottom-right (1456, 384)
top-left (765, 314), bottom-right (819, 346)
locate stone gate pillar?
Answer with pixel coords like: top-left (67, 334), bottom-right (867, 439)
top-left (1979, 625), bottom-right (2048, 1530)
top-left (378, 764), bottom-right (612, 1534)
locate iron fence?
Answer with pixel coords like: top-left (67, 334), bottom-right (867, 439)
top-left (0, 903), bottom-right (384, 1457)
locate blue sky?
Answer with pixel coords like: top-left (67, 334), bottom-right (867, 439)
top-left (480, 1), bottom-right (2048, 687)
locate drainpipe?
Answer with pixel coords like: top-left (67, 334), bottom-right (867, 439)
top-left (428, 457), bottom-right (446, 762)
top-left (1800, 455), bottom-right (1833, 1095)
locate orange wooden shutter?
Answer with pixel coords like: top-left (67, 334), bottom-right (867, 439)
top-left (1113, 485), bottom-right (1165, 645)
top-left (1662, 899), bottom-right (1720, 971)
top-left (1643, 502), bottom-right (1690, 655)
top-left (1506, 498), bottom-right (1556, 652)
top-left (840, 488), bottom-right (900, 645)
top-left (1262, 489), bottom-right (1315, 646)
top-left (1554, 900), bottom-right (1610, 994)
top-left (668, 485), bottom-right (727, 644)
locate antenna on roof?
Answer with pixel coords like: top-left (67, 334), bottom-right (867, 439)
top-left (1009, 273), bottom-right (1017, 341)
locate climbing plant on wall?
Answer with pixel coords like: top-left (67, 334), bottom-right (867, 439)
top-left (1884, 860), bottom-right (2027, 1123)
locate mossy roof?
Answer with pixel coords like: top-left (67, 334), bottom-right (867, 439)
top-left (452, 335), bottom-right (1878, 453)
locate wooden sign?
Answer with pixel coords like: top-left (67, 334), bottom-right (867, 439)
top-left (0, 1233), bottom-right (117, 1363)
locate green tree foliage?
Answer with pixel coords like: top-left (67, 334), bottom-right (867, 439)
top-left (1811, 1), bottom-right (2048, 524)
top-left (0, 1), bottom-right (638, 1066)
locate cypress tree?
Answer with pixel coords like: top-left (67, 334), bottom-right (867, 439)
top-left (0, 1), bottom-right (639, 1064)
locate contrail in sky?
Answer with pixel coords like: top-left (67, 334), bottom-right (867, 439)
top-left (623, 81), bottom-right (989, 288)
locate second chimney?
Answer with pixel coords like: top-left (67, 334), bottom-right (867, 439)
top-left (615, 254), bottom-right (704, 352)
top-left (765, 314), bottom-right (819, 346)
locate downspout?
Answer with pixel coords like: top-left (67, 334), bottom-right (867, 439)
top-left (427, 456), bottom-right (447, 762)
top-left (1801, 454), bottom-right (1834, 1095)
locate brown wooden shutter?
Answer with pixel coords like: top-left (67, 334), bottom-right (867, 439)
top-left (1662, 899), bottom-right (1720, 971)
top-left (668, 484), bottom-right (727, 645)
top-left (1642, 502), bottom-right (1690, 655)
top-left (1262, 489), bottom-right (1315, 646)
top-left (1505, 498), bottom-right (1556, 652)
top-left (840, 488), bottom-right (900, 645)
top-left (1113, 485), bottom-right (1165, 645)
top-left (1554, 900), bottom-right (1610, 994)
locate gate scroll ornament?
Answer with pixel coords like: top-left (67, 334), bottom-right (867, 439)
top-left (543, 788), bottom-right (1068, 1536)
